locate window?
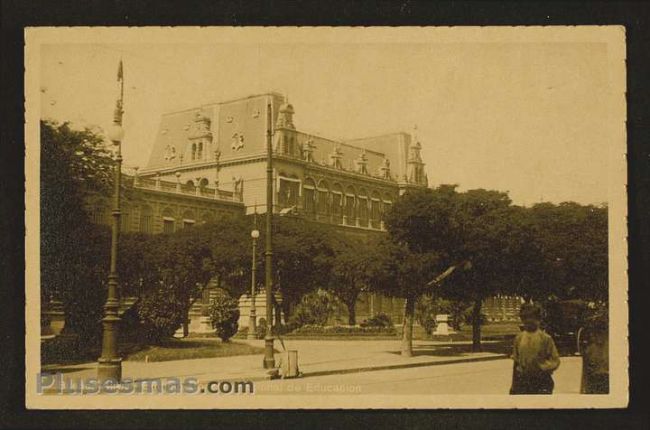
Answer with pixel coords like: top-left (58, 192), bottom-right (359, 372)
top-left (331, 192), bottom-right (342, 223)
top-left (317, 189), bottom-right (329, 215)
top-left (278, 176), bottom-right (300, 208)
top-left (370, 192), bottom-right (381, 228)
top-left (303, 179), bottom-right (316, 217)
top-left (162, 207), bottom-right (175, 234)
top-left (191, 143), bottom-right (197, 160)
top-left (182, 210), bottom-right (195, 228)
top-left (316, 180), bottom-right (330, 216)
top-left (371, 200), bottom-right (381, 228)
top-left (197, 142), bottom-right (203, 160)
top-left (139, 205), bottom-right (153, 234)
top-left (358, 197), bottom-right (368, 227)
top-left (332, 184), bottom-right (343, 224)
top-left (163, 218), bottom-right (175, 234)
top-left (345, 195), bottom-right (355, 223)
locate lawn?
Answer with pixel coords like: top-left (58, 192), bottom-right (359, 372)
top-left (458, 321), bottom-right (521, 338)
top-left (125, 338), bottom-right (265, 362)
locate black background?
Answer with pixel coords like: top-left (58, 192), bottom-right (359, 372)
top-left (1, 1), bottom-right (648, 429)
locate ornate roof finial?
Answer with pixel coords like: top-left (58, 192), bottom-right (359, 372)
top-left (329, 144), bottom-right (343, 169)
top-left (355, 148), bottom-right (369, 175)
top-left (303, 136), bottom-right (315, 162)
top-left (379, 157), bottom-right (391, 180)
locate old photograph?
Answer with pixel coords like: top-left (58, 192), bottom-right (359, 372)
top-left (24, 26), bottom-right (627, 409)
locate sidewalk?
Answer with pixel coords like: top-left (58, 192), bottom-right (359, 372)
top-left (41, 339), bottom-right (509, 386)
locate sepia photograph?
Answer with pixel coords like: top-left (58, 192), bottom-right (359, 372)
top-left (24, 26), bottom-right (627, 409)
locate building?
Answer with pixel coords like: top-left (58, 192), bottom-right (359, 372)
top-left (138, 92), bottom-right (430, 326)
top-left (85, 172), bottom-right (245, 235)
top-left (482, 295), bottom-right (524, 323)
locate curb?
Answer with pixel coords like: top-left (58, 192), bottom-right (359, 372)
top-left (302, 353), bottom-right (509, 379)
top-left (208, 353), bottom-right (509, 382)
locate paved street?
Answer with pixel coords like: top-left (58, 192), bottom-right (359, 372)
top-left (255, 356), bottom-right (582, 395)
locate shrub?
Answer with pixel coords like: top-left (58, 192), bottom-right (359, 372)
top-left (288, 290), bottom-right (338, 328)
top-left (361, 312), bottom-right (393, 328)
top-left (210, 291), bottom-right (240, 342)
top-left (289, 324), bottom-right (397, 336)
top-left (127, 290), bottom-right (187, 344)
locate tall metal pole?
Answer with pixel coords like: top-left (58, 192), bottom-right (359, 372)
top-left (263, 101), bottom-right (276, 368)
top-left (98, 60), bottom-right (125, 382)
top-left (248, 207), bottom-right (259, 340)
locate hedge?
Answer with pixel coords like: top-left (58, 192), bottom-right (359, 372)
top-left (288, 324), bottom-right (397, 336)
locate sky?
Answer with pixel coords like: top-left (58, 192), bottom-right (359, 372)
top-left (36, 27), bottom-right (623, 206)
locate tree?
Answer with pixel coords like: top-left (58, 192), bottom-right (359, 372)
top-left (377, 186), bottom-right (463, 356)
top-left (326, 235), bottom-right (380, 325)
top-left (527, 202), bottom-right (608, 303)
top-left (370, 237), bottom-right (440, 356)
top-left (202, 216), bottom-right (252, 298)
top-left (437, 190), bottom-right (531, 351)
top-left (40, 120), bottom-right (114, 344)
top-left (260, 216), bottom-right (337, 321)
top-left (383, 186), bottom-right (536, 352)
top-left (119, 226), bottom-right (213, 343)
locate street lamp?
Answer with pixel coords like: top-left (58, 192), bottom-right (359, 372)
top-left (98, 60), bottom-right (125, 382)
top-left (248, 212), bottom-right (260, 340)
top-left (263, 100), bottom-right (275, 369)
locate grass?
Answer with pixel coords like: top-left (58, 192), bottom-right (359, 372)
top-left (125, 338), bottom-right (265, 362)
top-left (466, 321), bottom-right (521, 337)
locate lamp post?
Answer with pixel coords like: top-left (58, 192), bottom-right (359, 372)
top-left (248, 209), bottom-right (259, 340)
top-left (98, 60), bottom-right (125, 382)
top-left (263, 101), bottom-right (276, 369)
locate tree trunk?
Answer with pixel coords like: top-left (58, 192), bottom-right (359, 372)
top-left (182, 318), bottom-right (189, 338)
top-left (346, 298), bottom-right (357, 326)
top-left (471, 298), bottom-right (482, 352)
top-left (401, 295), bottom-right (416, 357)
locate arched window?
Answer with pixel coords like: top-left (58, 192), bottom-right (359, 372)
top-left (182, 209), bottom-right (196, 228)
top-left (161, 207), bottom-right (176, 234)
top-left (344, 185), bottom-right (356, 225)
top-left (191, 143), bottom-right (197, 160)
top-left (197, 142), bottom-right (203, 160)
top-left (357, 188), bottom-right (369, 227)
top-left (139, 204), bottom-right (153, 234)
top-left (370, 191), bottom-right (381, 229)
top-left (331, 183), bottom-right (344, 224)
top-left (278, 173), bottom-right (300, 208)
top-left (382, 192), bottom-right (394, 225)
top-left (303, 178), bottom-right (316, 218)
top-left (316, 180), bottom-right (330, 217)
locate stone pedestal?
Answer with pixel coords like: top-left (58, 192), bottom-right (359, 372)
top-left (433, 314), bottom-right (452, 336)
top-left (43, 300), bottom-right (66, 337)
top-left (238, 292), bottom-right (283, 328)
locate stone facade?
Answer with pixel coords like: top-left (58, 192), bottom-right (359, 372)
top-left (84, 173), bottom-right (245, 235)
top-left (482, 295), bottom-right (524, 322)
